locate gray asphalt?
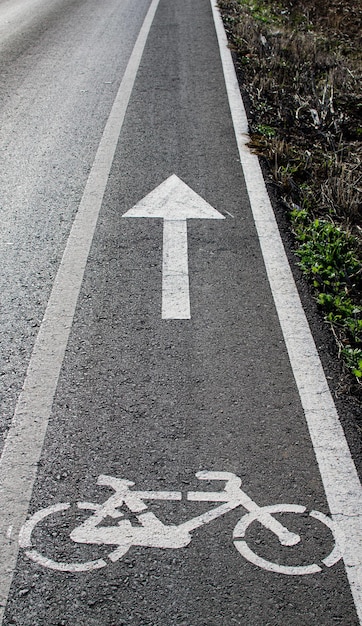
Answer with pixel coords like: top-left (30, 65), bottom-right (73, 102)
top-left (1, 0), bottom-right (360, 624)
top-left (0, 0), bottom-right (151, 446)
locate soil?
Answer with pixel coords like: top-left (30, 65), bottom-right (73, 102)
top-left (218, 0), bottom-right (362, 403)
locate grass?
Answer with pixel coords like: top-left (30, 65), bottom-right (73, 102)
top-left (218, 0), bottom-right (362, 396)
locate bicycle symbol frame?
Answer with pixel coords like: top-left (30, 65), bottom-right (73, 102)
top-left (19, 471), bottom-right (343, 575)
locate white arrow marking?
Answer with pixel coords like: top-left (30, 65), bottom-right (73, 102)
top-left (123, 175), bottom-right (225, 319)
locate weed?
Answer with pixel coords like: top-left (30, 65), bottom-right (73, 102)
top-left (290, 211), bottom-right (362, 380)
top-left (255, 124), bottom-right (276, 138)
top-left (219, 0), bottom-right (362, 387)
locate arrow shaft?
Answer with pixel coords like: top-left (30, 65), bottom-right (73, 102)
top-left (162, 219), bottom-right (190, 320)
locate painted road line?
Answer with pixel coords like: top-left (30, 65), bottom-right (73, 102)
top-left (0, 0), bottom-right (161, 620)
top-left (210, 1), bottom-right (362, 621)
top-left (123, 174), bottom-right (225, 319)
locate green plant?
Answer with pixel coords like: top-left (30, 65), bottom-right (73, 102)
top-left (236, 0), bottom-right (284, 25)
top-left (256, 124), bottom-right (276, 138)
top-left (219, 0), bottom-right (362, 389)
top-left (342, 347), bottom-right (362, 379)
top-left (291, 210), bottom-right (362, 380)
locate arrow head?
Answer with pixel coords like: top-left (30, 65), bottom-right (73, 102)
top-left (122, 175), bottom-right (225, 220)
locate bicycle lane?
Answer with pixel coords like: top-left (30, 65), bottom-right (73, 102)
top-left (2, 0), bottom-right (362, 624)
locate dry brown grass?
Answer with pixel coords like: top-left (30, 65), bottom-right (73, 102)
top-left (218, 0), bottom-right (362, 393)
top-left (219, 0), bottom-right (361, 228)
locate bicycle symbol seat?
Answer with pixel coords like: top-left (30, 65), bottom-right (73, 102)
top-left (19, 471), bottom-right (343, 575)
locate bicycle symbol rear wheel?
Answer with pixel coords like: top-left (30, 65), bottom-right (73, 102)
top-left (233, 504), bottom-right (343, 575)
top-left (19, 503), bottom-right (109, 572)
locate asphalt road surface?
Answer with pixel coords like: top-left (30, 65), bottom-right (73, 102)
top-left (1, 0), bottom-right (361, 624)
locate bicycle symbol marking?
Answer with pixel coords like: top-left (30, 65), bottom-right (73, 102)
top-left (19, 471), bottom-right (343, 575)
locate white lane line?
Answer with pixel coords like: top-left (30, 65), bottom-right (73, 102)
top-left (0, 0), bottom-right (160, 619)
top-left (122, 174), bottom-right (225, 319)
top-left (210, 1), bottom-right (362, 621)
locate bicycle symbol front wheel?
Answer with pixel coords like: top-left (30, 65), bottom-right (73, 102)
top-left (233, 504), bottom-right (343, 575)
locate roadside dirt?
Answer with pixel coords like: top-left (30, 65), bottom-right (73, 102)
top-left (218, 0), bottom-right (362, 402)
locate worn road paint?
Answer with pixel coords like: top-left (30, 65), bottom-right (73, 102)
top-left (210, 1), bottom-right (362, 621)
top-left (123, 175), bottom-right (225, 319)
top-left (0, 0), bottom-right (161, 620)
top-left (19, 471), bottom-right (342, 576)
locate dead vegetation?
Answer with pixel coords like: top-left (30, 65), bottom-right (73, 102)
top-left (218, 0), bottom-right (362, 397)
